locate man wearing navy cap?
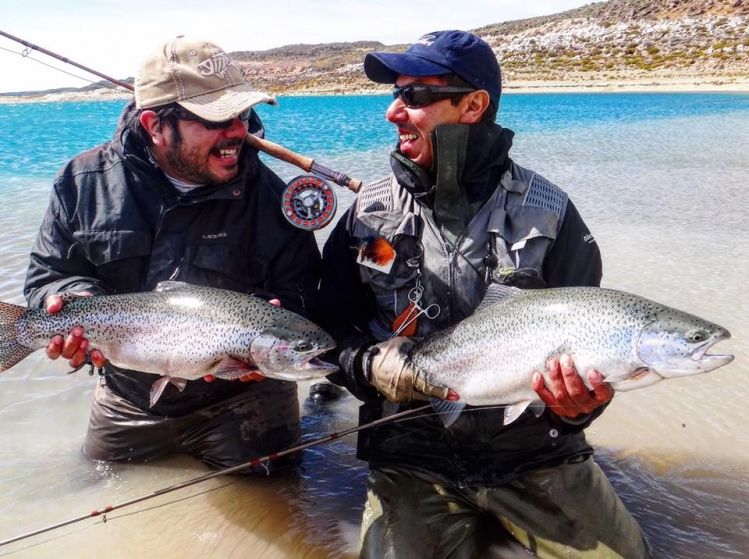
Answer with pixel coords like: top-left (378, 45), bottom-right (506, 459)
top-left (318, 30), bottom-right (650, 557)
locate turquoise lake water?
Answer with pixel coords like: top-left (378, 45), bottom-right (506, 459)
top-left (0, 93), bottom-right (748, 557)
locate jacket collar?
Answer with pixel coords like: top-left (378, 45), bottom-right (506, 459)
top-left (390, 122), bottom-right (514, 208)
top-left (390, 122), bottom-right (514, 239)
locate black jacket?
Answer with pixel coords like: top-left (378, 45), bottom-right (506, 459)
top-left (317, 123), bottom-right (604, 486)
top-left (24, 103), bottom-right (321, 416)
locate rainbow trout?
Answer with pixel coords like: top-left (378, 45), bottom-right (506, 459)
top-left (410, 285), bottom-right (734, 426)
top-left (0, 282), bottom-right (337, 406)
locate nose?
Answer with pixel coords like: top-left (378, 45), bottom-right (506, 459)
top-left (224, 117), bottom-right (249, 137)
top-left (386, 97), bottom-right (407, 124)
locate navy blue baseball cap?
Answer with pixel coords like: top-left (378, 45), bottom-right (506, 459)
top-left (364, 30), bottom-right (501, 107)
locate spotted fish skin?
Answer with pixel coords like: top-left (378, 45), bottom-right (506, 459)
top-left (0, 282), bottom-right (337, 386)
top-left (410, 286), bottom-right (734, 425)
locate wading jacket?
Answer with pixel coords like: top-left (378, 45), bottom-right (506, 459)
top-left (24, 103), bottom-right (321, 416)
top-left (318, 123), bottom-right (603, 487)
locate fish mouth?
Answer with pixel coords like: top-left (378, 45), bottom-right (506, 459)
top-left (692, 331), bottom-right (734, 369)
top-left (303, 356), bottom-right (339, 372)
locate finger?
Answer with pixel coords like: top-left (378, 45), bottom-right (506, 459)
top-left (559, 354), bottom-right (592, 407)
top-left (90, 349), bottom-right (106, 369)
top-left (240, 372), bottom-right (265, 382)
top-left (546, 357), bottom-right (573, 407)
top-left (532, 371), bottom-right (557, 406)
top-left (268, 299), bottom-right (281, 308)
top-left (587, 370), bottom-right (614, 404)
top-left (203, 374), bottom-right (216, 382)
top-left (46, 335), bottom-right (64, 360)
top-left (68, 339), bottom-right (89, 369)
top-left (45, 295), bottom-right (64, 314)
top-left (61, 326), bottom-right (85, 359)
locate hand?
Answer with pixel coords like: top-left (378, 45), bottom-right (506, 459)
top-left (367, 337), bottom-right (454, 403)
top-left (202, 298), bottom-right (280, 383)
top-left (44, 292), bottom-right (106, 369)
top-left (532, 354), bottom-right (613, 419)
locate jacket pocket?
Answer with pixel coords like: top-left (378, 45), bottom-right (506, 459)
top-left (352, 210), bottom-right (421, 291)
top-left (489, 206), bottom-right (559, 287)
top-left (73, 230), bottom-right (152, 291)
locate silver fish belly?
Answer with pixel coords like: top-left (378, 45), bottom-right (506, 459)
top-left (411, 286), bottom-right (733, 425)
top-left (0, 282), bottom-right (337, 405)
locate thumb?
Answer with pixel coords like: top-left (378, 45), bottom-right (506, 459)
top-left (412, 372), bottom-right (452, 400)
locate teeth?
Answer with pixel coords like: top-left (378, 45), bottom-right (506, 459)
top-left (400, 133), bottom-right (418, 141)
top-left (217, 147), bottom-right (238, 158)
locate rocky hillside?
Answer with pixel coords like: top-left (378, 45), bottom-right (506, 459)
top-left (476, 0), bottom-right (749, 87)
top-left (3, 0), bottom-right (748, 100)
top-left (228, 0), bottom-right (748, 93)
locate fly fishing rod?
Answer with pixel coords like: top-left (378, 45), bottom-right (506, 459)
top-left (0, 30), bottom-right (133, 91)
top-left (0, 404), bottom-right (429, 547)
top-left (0, 30), bottom-right (362, 230)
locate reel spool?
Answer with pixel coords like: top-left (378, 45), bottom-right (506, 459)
top-left (281, 175), bottom-right (337, 231)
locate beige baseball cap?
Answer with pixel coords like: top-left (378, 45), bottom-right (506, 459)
top-left (135, 36), bottom-right (276, 121)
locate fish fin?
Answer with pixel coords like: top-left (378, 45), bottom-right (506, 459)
top-left (503, 400), bottom-right (535, 426)
top-left (149, 376), bottom-right (189, 407)
top-left (154, 281), bottom-right (192, 292)
top-left (430, 398), bottom-right (466, 428)
top-left (0, 302), bottom-right (33, 372)
top-left (149, 376), bottom-right (171, 407)
top-left (474, 284), bottom-right (524, 314)
top-left (213, 357), bottom-right (260, 380)
top-left (610, 369), bottom-right (663, 392)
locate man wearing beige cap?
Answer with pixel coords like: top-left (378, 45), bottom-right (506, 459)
top-left (23, 37), bottom-right (321, 471)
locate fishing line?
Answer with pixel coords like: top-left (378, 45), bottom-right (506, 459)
top-left (0, 404), bottom-right (429, 548)
top-left (0, 45), bottom-right (119, 92)
top-left (0, 481), bottom-right (237, 557)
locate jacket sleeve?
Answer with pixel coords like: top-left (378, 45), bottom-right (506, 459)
top-left (543, 198), bottom-right (606, 429)
top-left (24, 180), bottom-right (111, 309)
top-left (315, 207), bottom-right (382, 400)
top-left (543, 200), bottom-right (602, 289)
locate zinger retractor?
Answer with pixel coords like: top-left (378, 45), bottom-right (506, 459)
top-left (282, 175), bottom-right (338, 230)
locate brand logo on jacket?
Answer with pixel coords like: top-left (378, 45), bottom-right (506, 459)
top-left (202, 232), bottom-right (228, 240)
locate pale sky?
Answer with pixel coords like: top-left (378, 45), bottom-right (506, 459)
top-left (0, 0), bottom-right (594, 93)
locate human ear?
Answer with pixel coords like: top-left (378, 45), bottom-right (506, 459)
top-left (138, 110), bottom-right (167, 146)
top-left (459, 90), bottom-right (491, 124)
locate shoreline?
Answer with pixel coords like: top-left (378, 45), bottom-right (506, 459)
top-left (1, 77), bottom-right (748, 104)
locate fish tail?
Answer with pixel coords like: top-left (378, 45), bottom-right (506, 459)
top-left (0, 302), bottom-right (33, 371)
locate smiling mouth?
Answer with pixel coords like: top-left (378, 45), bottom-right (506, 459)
top-left (399, 132), bottom-right (418, 142)
top-left (215, 146), bottom-right (239, 159)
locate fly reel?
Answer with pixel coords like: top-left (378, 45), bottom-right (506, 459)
top-left (281, 175), bottom-right (337, 231)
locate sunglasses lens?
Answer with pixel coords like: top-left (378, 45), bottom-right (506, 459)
top-left (393, 86), bottom-right (430, 108)
top-left (178, 108), bottom-right (252, 129)
top-left (404, 87), bottom-right (429, 108)
top-left (394, 85), bottom-right (475, 108)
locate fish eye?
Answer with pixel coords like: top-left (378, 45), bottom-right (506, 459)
top-left (687, 330), bottom-right (707, 343)
top-left (294, 341), bottom-right (313, 352)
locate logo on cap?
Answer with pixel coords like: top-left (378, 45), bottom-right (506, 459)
top-left (197, 53), bottom-right (236, 80)
top-left (415, 33), bottom-right (437, 47)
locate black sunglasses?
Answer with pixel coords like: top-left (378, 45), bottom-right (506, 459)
top-left (173, 107), bottom-right (253, 130)
top-left (392, 85), bottom-right (476, 108)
